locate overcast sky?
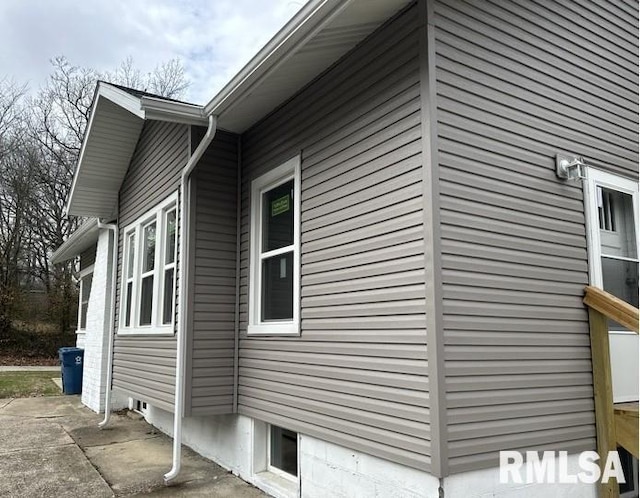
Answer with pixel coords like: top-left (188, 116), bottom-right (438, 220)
top-left (0, 0), bottom-right (307, 105)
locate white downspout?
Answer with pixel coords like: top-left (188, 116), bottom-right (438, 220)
top-left (97, 220), bottom-right (118, 428)
top-left (164, 114), bottom-right (218, 484)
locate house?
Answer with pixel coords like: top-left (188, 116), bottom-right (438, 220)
top-left (52, 0), bottom-right (639, 497)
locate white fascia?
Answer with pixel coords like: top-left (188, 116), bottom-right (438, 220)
top-left (99, 83), bottom-right (146, 119)
top-left (65, 86), bottom-right (102, 218)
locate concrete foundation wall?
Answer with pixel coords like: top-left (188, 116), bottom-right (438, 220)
top-left (300, 435), bottom-right (440, 498)
top-left (146, 406), bottom-right (433, 497)
top-left (145, 406), bottom-right (600, 498)
top-left (443, 454), bottom-right (597, 498)
top-left (146, 404), bottom-right (253, 478)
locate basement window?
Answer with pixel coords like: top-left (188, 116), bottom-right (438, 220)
top-left (119, 192), bottom-right (178, 335)
top-left (269, 425), bottom-right (298, 479)
top-left (252, 421), bottom-right (299, 498)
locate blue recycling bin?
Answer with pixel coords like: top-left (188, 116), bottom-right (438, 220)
top-left (58, 347), bottom-right (84, 395)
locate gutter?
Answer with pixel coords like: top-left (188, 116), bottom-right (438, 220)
top-left (140, 96), bottom-right (208, 126)
top-left (96, 220), bottom-right (118, 428)
top-left (51, 218), bottom-right (99, 265)
top-left (164, 114), bottom-right (218, 484)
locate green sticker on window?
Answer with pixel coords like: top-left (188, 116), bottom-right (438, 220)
top-left (271, 195), bottom-right (290, 216)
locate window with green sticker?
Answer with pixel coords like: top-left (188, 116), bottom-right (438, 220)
top-left (249, 155), bottom-right (300, 336)
top-left (262, 180), bottom-right (293, 252)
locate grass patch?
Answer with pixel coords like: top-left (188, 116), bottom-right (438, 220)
top-left (0, 371), bottom-right (62, 398)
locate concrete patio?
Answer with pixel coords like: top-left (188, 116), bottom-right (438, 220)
top-left (0, 396), bottom-right (266, 497)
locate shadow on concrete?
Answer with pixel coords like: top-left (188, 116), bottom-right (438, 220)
top-left (0, 396), bottom-right (266, 497)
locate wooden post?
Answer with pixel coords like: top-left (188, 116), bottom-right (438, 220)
top-left (588, 308), bottom-right (618, 498)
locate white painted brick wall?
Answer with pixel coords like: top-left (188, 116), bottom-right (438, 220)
top-left (80, 229), bottom-right (126, 413)
top-left (75, 332), bottom-right (86, 349)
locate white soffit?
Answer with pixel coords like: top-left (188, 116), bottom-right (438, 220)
top-left (209, 0), bottom-right (413, 133)
top-left (66, 88), bottom-right (145, 218)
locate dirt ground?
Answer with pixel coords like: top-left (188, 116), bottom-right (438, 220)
top-left (0, 355), bottom-right (58, 366)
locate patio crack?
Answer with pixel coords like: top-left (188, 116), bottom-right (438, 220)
top-left (59, 422), bottom-right (116, 496)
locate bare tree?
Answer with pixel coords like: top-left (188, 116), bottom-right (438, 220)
top-left (0, 55), bottom-right (190, 335)
top-left (147, 58), bottom-right (190, 99)
top-left (102, 56), bottom-right (143, 91)
top-left (0, 78), bottom-right (28, 161)
top-left (17, 55), bottom-right (190, 332)
top-left (0, 88), bottom-right (35, 333)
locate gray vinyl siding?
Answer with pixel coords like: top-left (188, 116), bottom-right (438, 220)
top-left (112, 120), bottom-right (189, 411)
top-left (238, 6), bottom-right (432, 471)
top-left (433, 0), bottom-right (638, 473)
top-left (187, 129), bottom-right (238, 416)
top-left (80, 243), bottom-right (97, 271)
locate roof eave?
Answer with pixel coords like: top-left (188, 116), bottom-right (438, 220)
top-left (203, 0), bottom-right (351, 117)
top-left (65, 83), bottom-right (205, 219)
top-left (51, 218), bottom-right (100, 264)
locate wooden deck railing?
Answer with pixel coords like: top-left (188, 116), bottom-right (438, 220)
top-left (583, 286), bottom-right (639, 498)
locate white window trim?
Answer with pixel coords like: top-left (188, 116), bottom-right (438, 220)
top-left (250, 420), bottom-right (299, 498)
top-left (583, 167), bottom-right (639, 334)
top-left (77, 264), bottom-right (94, 334)
top-left (248, 155), bottom-right (301, 336)
top-left (118, 192), bottom-right (178, 336)
top-left (161, 208), bottom-right (177, 325)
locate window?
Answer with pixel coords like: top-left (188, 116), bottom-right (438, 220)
top-left (77, 267), bottom-right (93, 332)
top-left (249, 156), bottom-right (300, 335)
top-left (251, 421), bottom-right (299, 497)
top-left (119, 193), bottom-right (178, 335)
top-left (132, 399), bottom-right (148, 416)
top-left (268, 425), bottom-right (298, 480)
top-left (584, 169), bottom-right (639, 326)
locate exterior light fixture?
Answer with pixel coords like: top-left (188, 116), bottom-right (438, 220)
top-left (556, 154), bottom-right (586, 181)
